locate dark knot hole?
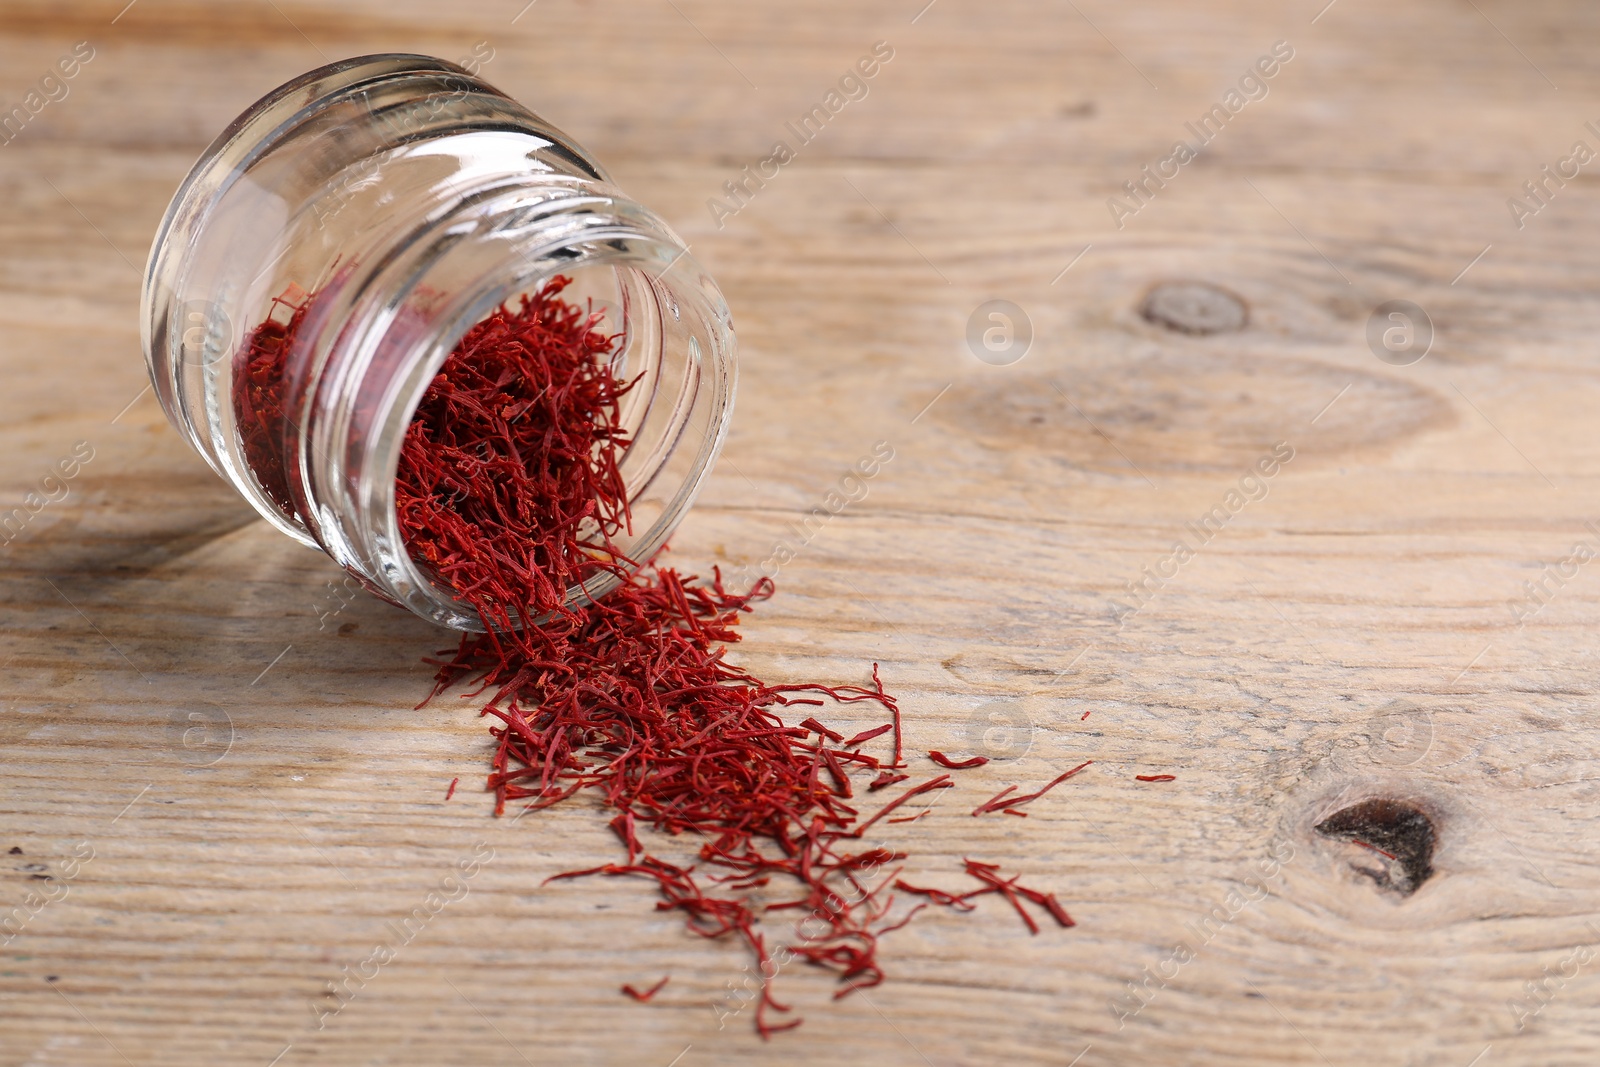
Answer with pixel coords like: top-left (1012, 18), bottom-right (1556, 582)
top-left (1314, 798), bottom-right (1436, 896)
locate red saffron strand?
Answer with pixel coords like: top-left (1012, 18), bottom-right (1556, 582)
top-left (445, 777), bottom-right (459, 800)
top-left (800, 717), bottom-right (845, 744)
top-left (974, 760), bottom-right (1093, 817)
top-left (894, 862), bottom-right (1073, 932)
top-left (892, 880), bottom-right (975, 911)
top-left (971, 784), bottom-right (1017, 817)
top-left (621, 976), bottom-right (670, 1002)
top-left (1353, 840), bottom-right (1398, 860)
top-left (843, 723), bottom-right (893, 746)
top-left (851, 776), bottom-right (953, 838)
top-left (1134, 774), bottom-right (1176, 783)
top-left (928, 751), bottom-right (988, 770)
top-left (882, 665), bottom-right (904, 768)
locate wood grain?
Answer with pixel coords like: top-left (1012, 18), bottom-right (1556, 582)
top-left (4, 1), bottom-right (1600, 1065)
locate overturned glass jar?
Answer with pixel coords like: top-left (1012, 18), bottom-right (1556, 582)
top-left (141, 55), bottom-right (735, 631)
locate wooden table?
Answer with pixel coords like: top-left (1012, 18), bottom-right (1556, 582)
top-left (4, 1), bottom-right (1600, 1064)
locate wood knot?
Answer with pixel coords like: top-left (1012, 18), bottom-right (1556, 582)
top-left (1140, 281), bottom-right (1248, 335)
top-left (1315, 798), bottom-right (1436, 896)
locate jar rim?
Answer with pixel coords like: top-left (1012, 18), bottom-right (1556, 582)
top-left (323, 197), bottom-right (736, 630)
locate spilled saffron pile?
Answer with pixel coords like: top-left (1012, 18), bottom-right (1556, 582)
top-left (234, 277), bottom-right (1083, 1037)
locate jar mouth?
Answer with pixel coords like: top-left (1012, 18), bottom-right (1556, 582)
top-left (392, 256), bottom-right (735, 630)
top-left (302, 180), bottom-right (736, 631)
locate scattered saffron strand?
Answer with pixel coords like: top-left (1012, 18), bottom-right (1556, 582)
top-left (928, 751), bottom-right (988, 770)
top-left (1080, 710), bottom-right (1091, 720)
top-left (960, 859), bottom-right (1075, 931)
top-left (892, 879), bottom-right (975, 911)
top-left (971, 784), bottom-right (1017, 817)
top-left (885, 666), bottom-right (904, 768)
top-left (1353, 840), bottom-right (1398, 860)
top-left (1007, 760), bottom-right (1094, 807)
top-left (895, 862), bottom-right (1073, 932)
top-left (445, 777), bottom-right (459, 800)
top-left (886, 811), bottom-right (930, 824)
top-left (851, 776), bottom-right (953, 838)
top-left (973, 760), bottom-right (1093, 817)
top-left (844, 723), bottom-right (893, 746)
top-left (1134, 774), bottom-right (1176, 783)
top-left (621, 976), bottom-right (670, 1002)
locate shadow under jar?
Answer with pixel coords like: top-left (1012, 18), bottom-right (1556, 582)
top-left (141, 54), bottom-right (736, 631)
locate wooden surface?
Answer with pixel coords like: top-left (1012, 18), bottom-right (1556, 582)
top-left (5, 1), bottom-right (1600, 1064)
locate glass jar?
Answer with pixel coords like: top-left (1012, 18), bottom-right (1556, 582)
top-left (141, 54), bottom-right (736, 631)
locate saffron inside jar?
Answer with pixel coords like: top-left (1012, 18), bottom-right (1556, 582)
top-left (393, 277), bottom-right (635, 626)
top-left (230, 278), bottom-right (1079, 1037)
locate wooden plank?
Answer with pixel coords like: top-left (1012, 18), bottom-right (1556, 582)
top-left (3, 2), bottom-right (1600, 1065)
